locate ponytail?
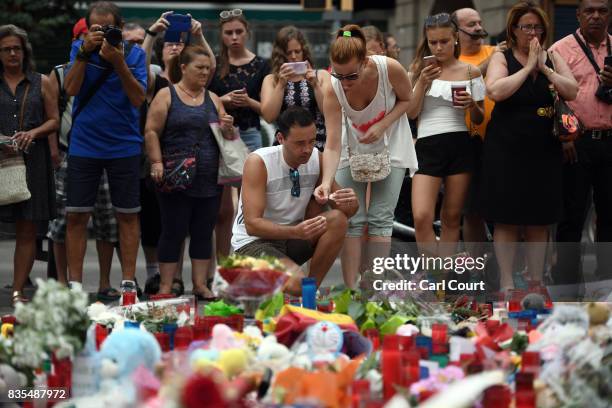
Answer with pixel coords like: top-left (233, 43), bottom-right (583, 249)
top-left (330, 24), bottom-right (367, 64)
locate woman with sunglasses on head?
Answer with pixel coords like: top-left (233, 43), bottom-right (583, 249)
top-left (314, 25), bottom-right (417, 288)
top-left (407, 13), bottom-right (485, 259)
top-left (145, 46), bottom-right (235, 300)
top-left (139, 12), bottom-right (216, 296)
top-left (209, 9), bottom-right (270, 259)
top-left (0, 25), bottom-right (59, 304)
top-left (261, 25), bottom-right (329, 151)
top-left (482, 1), bottom-right (576, 294)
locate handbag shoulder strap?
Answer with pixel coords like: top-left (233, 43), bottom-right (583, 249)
top-left (19, 83), bottom-right (31, 131)
top-left (572, 32), bottom-right (609, 81)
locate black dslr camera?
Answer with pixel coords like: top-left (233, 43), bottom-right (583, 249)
top-left (97, 25), bottom-right (123, 47)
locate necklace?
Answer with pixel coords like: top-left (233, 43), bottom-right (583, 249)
top-left (177, 83), bottom-right (203, 102)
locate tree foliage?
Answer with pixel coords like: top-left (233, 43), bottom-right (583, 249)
top-left (0, 0), bottom-right (89, 71)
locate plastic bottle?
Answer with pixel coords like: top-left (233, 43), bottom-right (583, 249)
top-left (301, 277), bottom-right (317, 310)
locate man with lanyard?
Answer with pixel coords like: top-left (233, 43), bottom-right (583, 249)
top-left (451, 8), bottom-right (507, 258)
top-left (550, 0), bottom-right (612, 295)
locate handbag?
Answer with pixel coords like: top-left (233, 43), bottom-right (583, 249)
top-left (0, 84), bottom-right (31, 206)
top-left (346, 60), bottom-right (391, 183)
top-left (156, 147), bottom-right (197, 193)
top-left (209, 105), bottom-right (249, 186)
top-left (547, 51), bottom-right (584, 142)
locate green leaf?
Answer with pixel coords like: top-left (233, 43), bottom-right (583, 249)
top-left (379, 315), bottom-right (409, 336)
top-left (332, 289), bottom-right (353, 314)
top-left (348, 301), bottom-right (365, 322)
top-left (257, 292), bottom-right (285, 319)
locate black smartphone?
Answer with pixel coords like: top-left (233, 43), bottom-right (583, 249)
top-left (604, 55), bottom-right (612, 67)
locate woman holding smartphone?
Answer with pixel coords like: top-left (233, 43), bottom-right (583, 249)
top-left (261, 25), bottom-right (329, 151)
top-left (408, 13), bottom-right (485, 258)
top-left (209, 9), bottom-right (270, 259)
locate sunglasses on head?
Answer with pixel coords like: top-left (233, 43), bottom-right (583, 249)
top-left (289, 168), bottom-right (300, 198)
top-left (425, 13), bottom-right (455, 28)
top-left (220, 9), bottom-right (243, 20)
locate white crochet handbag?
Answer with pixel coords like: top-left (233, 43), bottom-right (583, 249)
top-left (0, 84), bottom-right (31, 206)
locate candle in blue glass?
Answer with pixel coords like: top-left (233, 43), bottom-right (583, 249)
top-left (162, 323), bottom-right (178, 350)
top-left (301, 277), bottom-right (317, 310)
top-left (124, 321), bottom-right (140, 329)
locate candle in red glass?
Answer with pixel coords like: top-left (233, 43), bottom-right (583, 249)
top-left (154, 332), bottom-right (170, 352)
top-left (515, 372), bottom-right (534, 392)
top-left (382, 335), bottom-right (401, 401)
top-left (402, 349), bottom-right (420, 367)
top-left (431, 323), bottom-right (447, 344)
top-left (398, 334), bottom-right (415, 351)
top-left (351, 379), bottom-right (370, 408)
top-left (481, 303), bottom-right (493, 317)
top-left (1, 315), bottom-right (16, 325)
top-left (122, 291), bottom-right (136, 306)
top-left (364, 328), bottom-right (380, 350)
top-left (95, 324), bottom-right (108, 350)
top-left (515, 389), bottom-right (536, 408)
top-left (521, 351), bottom-right (540, 375)
top-left (482, 385), bottom-right (511, 408)
top-left (193, 323), bottom-right (210, 341)
top-left (400, 364), bottom-right (419, 387)
top-left (432, 343), bottom-right (449, 355)
top-left (174, 326), bottom-right (193, 350)
top-left (485, 319), bottom-right (500, 334)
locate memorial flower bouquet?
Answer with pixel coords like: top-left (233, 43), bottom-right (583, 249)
top-left (12, 279), bottom-right (90, 370)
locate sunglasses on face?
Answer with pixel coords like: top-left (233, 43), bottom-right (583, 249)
top-left (220, 8), bottom-right (243, 20)
top-left (330, 68), bottom-right (361, 81)
top-left (289, 168), bottom-right (300, 198)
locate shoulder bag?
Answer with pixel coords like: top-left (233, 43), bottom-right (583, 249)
top-left (0, 84), bottom-right (32, 205)
top-left (346, 57), bottom-right (391, 183)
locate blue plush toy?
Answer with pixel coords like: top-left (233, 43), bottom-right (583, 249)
top-left (98, 327), bottom-right (162, 394)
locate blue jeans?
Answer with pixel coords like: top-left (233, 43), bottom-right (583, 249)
top-left (240, 127), bottom-right (262, 152)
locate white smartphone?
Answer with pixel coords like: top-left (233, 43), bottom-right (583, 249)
top-left (285, 61), bottom-right (308, 75)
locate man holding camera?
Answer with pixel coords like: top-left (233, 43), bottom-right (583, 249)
top-left (64, 1), bottom-right (147, 298)
top-left (550, 0), bottom-right (612, 291)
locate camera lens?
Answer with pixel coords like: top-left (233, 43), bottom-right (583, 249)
top-left (104, 25), bottom-right (123, 47)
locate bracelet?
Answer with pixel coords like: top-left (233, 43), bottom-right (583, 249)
top-left (145, 29), bottom-right (158, 37)
top-left (76, 45), bottom-right (91, 62)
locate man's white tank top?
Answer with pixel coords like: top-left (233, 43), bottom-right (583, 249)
top-left (231, 145), bottom-right (320, 251)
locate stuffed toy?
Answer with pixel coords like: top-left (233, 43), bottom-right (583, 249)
top-left (0, 364), bottom-right (27, 408)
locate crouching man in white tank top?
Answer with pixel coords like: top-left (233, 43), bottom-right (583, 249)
top-left (231, 106), bottom-right (359, 295)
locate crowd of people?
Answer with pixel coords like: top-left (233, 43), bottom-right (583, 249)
top-left (0, 0), bottom-right (610, 305)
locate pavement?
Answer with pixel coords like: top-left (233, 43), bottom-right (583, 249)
top-left (0, 238), bottom-right (346, 315)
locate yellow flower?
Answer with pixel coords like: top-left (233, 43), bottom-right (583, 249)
top-left (1, 323), bottom-right (14, 338)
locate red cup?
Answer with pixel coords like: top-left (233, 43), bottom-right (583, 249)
top-left (515, 389), bottom-right (536, 408)
top-left (451, 85), bottom-right (467, 107)
top-left (122, 291), bottom-right (136, 306)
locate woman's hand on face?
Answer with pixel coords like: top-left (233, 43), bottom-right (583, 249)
top-left (149, 11), bottom-right (172, 34)
top-left (150, 162), bottom-right (164, 183)
top-left (527, 37), bottom-right (541, 70)
top-left (454, 91), bottom-right (475, 110)
top-left (418, 63), bottom-right (442, 87)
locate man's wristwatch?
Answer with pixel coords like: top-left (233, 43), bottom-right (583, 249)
top-left (76, 45), bottom-right (91, 62)
top-left (145, 29), bottom-right (157, 37)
